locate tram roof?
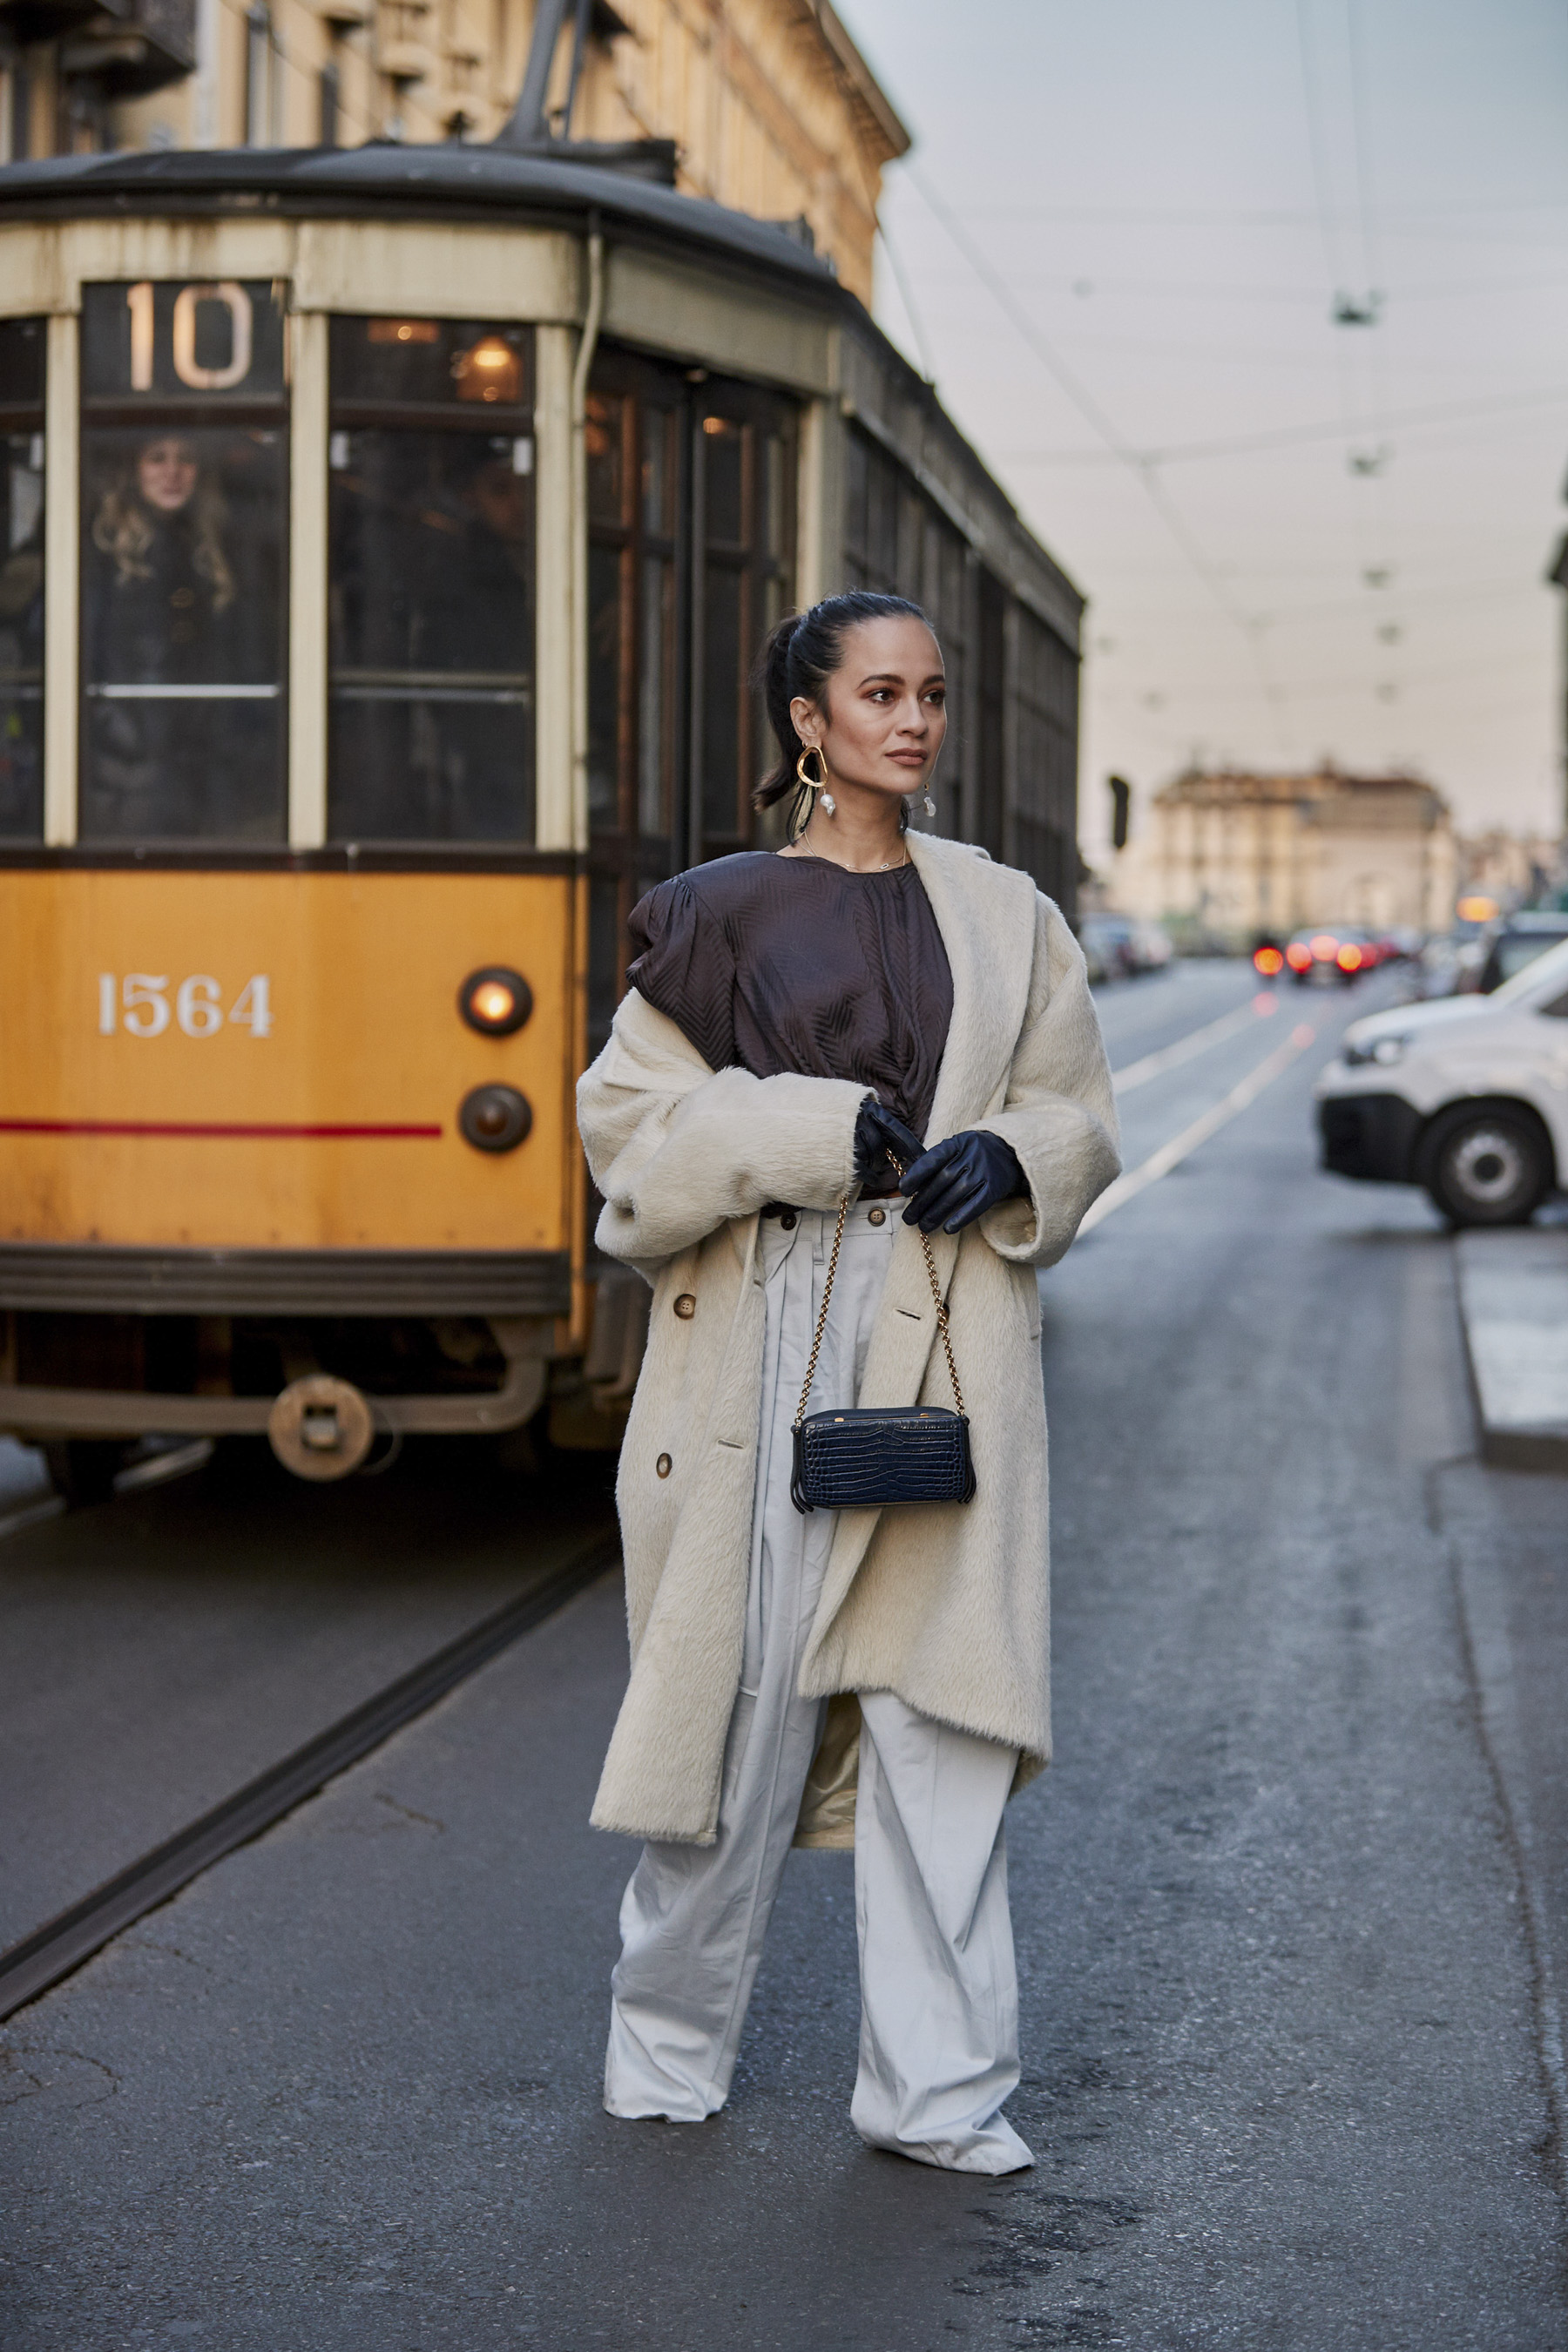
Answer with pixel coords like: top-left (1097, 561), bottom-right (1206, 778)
top-left (0, 144), bottom-right (839, 293)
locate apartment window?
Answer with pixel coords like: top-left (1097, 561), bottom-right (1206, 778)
top-left (327, 315), bottom-right (535, 842)
top-left (78, 280), bottom-right (289, 843)
top-left (246, 7), bottom-right (274, 144)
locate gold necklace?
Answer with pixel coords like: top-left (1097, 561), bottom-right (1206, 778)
top-left (793, 825), bottom-right (909, 874)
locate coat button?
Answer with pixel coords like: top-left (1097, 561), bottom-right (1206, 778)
top-left (868, 1206), bottom-right (886, 1226)
top-left (656, 1452), bottom-right (672, 1478)
top-left (780, 1212), bottom-right (796, 1229)
top-left (673, 1293), bottom-right (696, 1319)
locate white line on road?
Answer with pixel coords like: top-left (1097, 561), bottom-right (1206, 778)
top-left (1081, 1022), bottom-right (1319, 1234)
top-left (1112, 993), bottom-right (1277, 1095)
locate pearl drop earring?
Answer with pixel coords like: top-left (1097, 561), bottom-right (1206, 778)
top-left (922, 791), bottom-right (936, 817)
top-left (820, 789), bottom-right (836, 815)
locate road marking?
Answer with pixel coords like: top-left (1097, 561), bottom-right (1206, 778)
top-left (1112, 992), bottom-right (1277, 1095)
top-left (1081, 1023), bottom-right (1318, 1233)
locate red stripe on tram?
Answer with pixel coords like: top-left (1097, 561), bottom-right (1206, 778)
top-left (0, 1118), bottom-right (443, 1139)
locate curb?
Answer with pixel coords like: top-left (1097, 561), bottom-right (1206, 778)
top-left (1455, 1229), bottom-right (1568, 1474)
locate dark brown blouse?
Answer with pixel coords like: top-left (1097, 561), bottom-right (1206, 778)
top-left (625, 851), bottom-right (954, 1144)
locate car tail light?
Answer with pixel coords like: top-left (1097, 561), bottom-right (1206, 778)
top-left (1337, 945), bottom-right (1362, 971)
top-left (458, 966), bottom-right (532, 1036)
top-left (1310, 934), bottom-right (1338, 961)
top-left (1254, 946), bottom-right (1285, 977)
top-left (1287, 943), bottom-right (1313, 971)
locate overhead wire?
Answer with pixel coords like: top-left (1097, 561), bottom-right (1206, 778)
top-left (992, 383), bottom-right (1568, 468)
top-left (875, 217), bottom-right (939, 385)
top-left (904, 161), bottom-right (1291, 739)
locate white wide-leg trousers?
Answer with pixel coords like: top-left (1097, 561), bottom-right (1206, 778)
top-left (605, 1202), bottom-right (1032, 2175)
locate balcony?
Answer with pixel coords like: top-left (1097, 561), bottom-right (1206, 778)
top-left (47, 0), bottom-right (193, 93)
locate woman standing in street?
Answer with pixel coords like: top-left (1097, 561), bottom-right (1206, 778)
top-left (576, 590), bottom-right (1119, 2173)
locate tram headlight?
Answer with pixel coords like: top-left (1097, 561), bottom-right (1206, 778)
top-left (459, 1085), bottom-right (532, 1153)
top-left (458, 965), bottom-right (532, 1036)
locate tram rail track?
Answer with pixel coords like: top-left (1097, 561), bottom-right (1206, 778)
top-left (0, 1528), bottom-right (619, 2023)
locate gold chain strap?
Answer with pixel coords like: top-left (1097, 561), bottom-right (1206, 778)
top-left (791, 1163), bottom-right (964, 1429)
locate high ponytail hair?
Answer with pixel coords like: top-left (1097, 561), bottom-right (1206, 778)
top-left (753, 591), bottom-right (933, 838)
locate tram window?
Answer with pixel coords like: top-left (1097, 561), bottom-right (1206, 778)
top-left (585, 381), bottom-right (680, 855)
top-left (0, 317), bottom-right (45, 840)
top-left (693, 400), bottom-right (794, 856)
top-left (78, 282), bottom-right (289, 843)
top-left (328, 317), bottom-right (534, 843)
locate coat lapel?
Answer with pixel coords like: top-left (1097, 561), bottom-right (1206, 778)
top-left (808, 840), bottom-right (1039, 1647)
top-left (905, 835), bottom-right (1037, 1143)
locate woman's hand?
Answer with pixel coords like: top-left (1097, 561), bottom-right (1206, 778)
top-left (854, 1097), bottom-right (923, 1193)
top-left (901, 1130), bottom-right (1029, 1233)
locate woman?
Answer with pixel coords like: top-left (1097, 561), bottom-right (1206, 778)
top-left (82, 433), bottom-right (245, 838)
top-left (576, 590), bottom-right (1119, 2173)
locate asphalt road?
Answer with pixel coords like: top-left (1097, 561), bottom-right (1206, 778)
top-left (3, 958), bottom-right (1566, 2349)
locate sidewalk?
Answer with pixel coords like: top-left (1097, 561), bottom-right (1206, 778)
top-left (1456, 1227), bottom-right (1568, 1470)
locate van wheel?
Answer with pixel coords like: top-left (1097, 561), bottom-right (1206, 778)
top-left (43, 1439), bottom-right (125, 1508)
top-left (1424, 1106), bottom-right (1550, 1227)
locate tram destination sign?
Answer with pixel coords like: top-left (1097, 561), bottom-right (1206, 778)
top-left (82, 281), bottom-right (287, 409)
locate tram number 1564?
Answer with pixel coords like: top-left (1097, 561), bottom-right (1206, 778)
top-left (98, 973), bottom-right (273, 1038)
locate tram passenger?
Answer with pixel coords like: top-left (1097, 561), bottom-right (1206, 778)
top-left (576, 591), bottom-right (1119, 2172)
top-left (81, 432), bottom-right (274, 840)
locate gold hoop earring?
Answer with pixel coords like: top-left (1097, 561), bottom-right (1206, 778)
top-left (795, 744), bottom-right (835, 814)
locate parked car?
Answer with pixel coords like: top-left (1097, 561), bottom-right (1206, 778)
top-left (1080, 912), bottom-right (1171, 982)
top-left (1283, 925), bottom-right (1378, 985)
top-left (1315, 936), bottom-right (1568, 1225)
top-left (1469, 909), bottom-right (1568, 995)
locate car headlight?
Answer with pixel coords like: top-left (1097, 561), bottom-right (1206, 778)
top-left (1344, 1032), bottom-right (1409, 1068)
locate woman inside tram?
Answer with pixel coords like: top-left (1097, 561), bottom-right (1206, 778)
top-left (81, 431), bottom-right (267, 839)
top-left (576, 590), bottom-right (1119, 2173)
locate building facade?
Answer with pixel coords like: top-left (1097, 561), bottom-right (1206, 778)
top-left (0, 0), bottom-right (902, 306)
top-left (1113, 765), bottom-right (1458, 942)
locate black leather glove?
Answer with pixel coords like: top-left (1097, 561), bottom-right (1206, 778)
top-left (902, 1129), bottom-right (1029, 1233)
top-left (854, 1096), bottom-right (923, 1193)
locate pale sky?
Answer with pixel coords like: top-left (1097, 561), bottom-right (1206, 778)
top-left (839, 0), bottom-right (1568, 860)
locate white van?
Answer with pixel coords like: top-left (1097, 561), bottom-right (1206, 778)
top-left (1315, 936), bottom-right (1568, 1225)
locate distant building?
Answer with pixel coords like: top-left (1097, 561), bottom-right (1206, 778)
top-left (1113, 765), bottom-right (1457, 942)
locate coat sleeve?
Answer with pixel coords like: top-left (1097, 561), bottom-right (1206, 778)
top-left (577, 989), bottom-right (868, 1269)
top-left (973, 895), bottom-right (1121, 1267)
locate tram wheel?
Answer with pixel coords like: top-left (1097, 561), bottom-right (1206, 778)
top-left (43, 1439), bottom-right (125, 1509)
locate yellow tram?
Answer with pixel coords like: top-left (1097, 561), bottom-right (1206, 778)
top-left (0, 140), bottom-right (1083, 1493)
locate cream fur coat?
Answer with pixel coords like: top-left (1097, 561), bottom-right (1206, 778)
top-left (576, 832), bottom-right (1120, 1846)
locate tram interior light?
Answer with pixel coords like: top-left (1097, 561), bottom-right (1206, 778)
top-left (455, 335), bottom-right (523, 404)
top-left (458, 965), bottom-right (533, 1036)
top-left (369, 319), bottom-right (441, 344)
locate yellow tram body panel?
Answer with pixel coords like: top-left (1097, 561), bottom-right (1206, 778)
top-left (0, 869), bottom-right (576, 1254)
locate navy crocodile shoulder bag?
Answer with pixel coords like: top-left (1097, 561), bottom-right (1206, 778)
top-left (789, 1188), bottom-right (977, 1515)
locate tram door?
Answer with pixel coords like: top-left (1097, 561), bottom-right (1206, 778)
top-left (584, 351), bottom-right (795, 1058)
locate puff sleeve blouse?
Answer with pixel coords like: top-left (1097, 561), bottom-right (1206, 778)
top-left (625, 849), bottom-right (954, 1145)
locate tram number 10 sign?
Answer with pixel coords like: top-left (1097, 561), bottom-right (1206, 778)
top-left (98, 973), bottom-right (274, 1039)
top-left (81, 280), bottom-right (288, 404)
